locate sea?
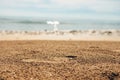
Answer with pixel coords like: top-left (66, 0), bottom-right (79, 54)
top-left (0, 17), bottom-right (120, 31)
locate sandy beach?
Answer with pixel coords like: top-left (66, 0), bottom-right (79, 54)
top-left (0, 0), bottom-right (120, 79)
top-left (0, 30), bottom-right (120, 80)
top-left (0, 40), bottom-right (120, 80)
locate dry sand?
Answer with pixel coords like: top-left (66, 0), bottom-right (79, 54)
top-left (0, 40), bottom-right (120, 80)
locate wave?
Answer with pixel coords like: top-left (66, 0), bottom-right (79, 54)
top-left (0, 29), bottom-right (120, 36)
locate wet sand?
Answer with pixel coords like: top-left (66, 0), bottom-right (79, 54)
top-left (0, 30), bottom-right (120, 41)
top-left (0, 40), bottom-right (120, 80)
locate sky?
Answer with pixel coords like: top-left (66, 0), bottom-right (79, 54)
top-left (0, 0), bottom-right (120, 20)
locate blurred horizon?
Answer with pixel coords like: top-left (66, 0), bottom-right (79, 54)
top-left (0, 16), bottom-right (120, 31)
top-left (0, 0), bottom-right (120, 31)
top-left (0, 0), bottom-right (120, 21)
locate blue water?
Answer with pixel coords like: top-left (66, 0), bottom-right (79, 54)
top-left (0, 17), bottom-right (120, 31)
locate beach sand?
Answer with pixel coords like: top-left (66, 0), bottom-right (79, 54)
top-left (0, 30), bottom-right (120, 80)
top-left (0, 40), bottom-right (120, 80)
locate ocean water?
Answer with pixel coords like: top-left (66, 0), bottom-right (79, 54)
top-left (0, 17), bottom-right (120, 31)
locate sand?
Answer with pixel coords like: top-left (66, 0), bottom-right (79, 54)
top-left (0, 40), bottom-right (120, 80)
top-left (0, 30), bottom-right (120, 80)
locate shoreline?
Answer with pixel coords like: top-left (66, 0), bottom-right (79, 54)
top-left (0, 30), bottom-right (120, 41)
